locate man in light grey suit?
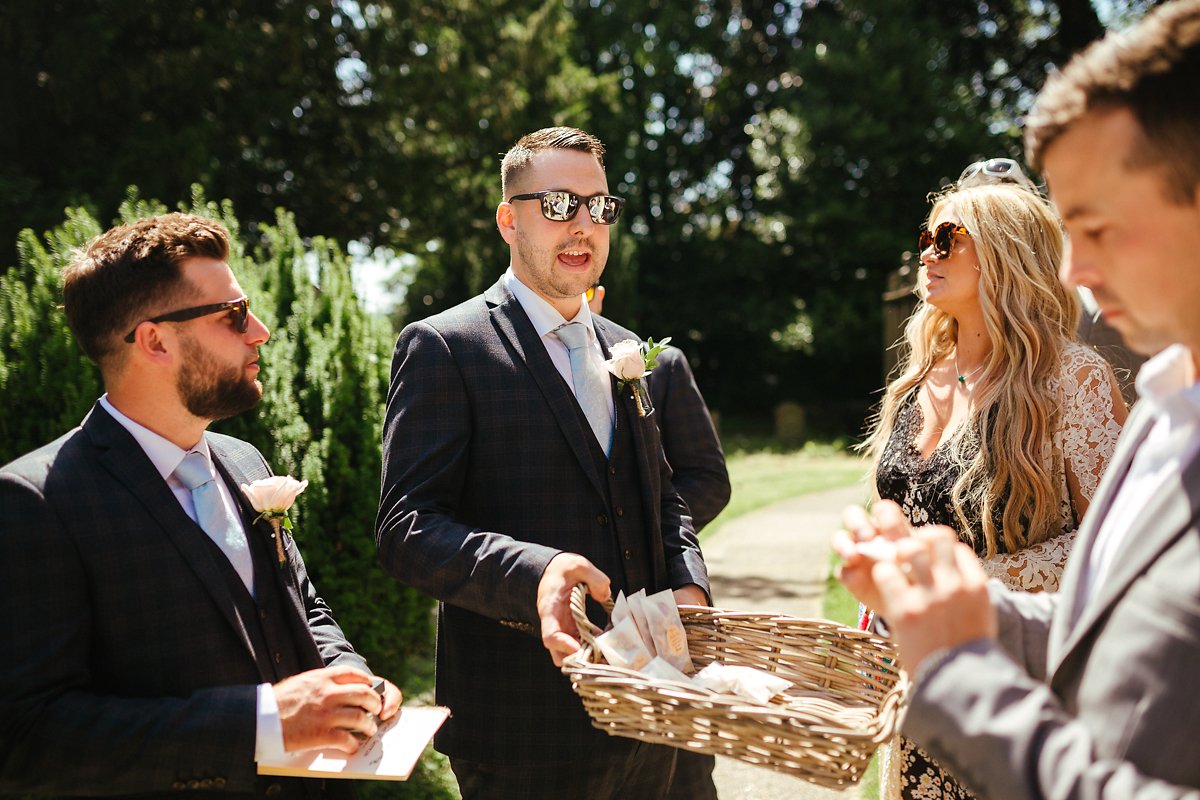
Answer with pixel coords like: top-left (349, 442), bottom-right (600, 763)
top-left (836, 1), bottom-right (1200, 797)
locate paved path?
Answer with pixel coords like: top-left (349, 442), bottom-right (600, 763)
top-left (702, 481), bottom-right (872, 800)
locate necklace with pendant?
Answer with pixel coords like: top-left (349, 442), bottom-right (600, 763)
top-left (954, 356), bottom-right (985, 387)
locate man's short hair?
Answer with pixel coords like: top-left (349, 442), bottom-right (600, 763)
top-left (500, 127), bottom-right (607, 199)
top-left (1025, 0), bottom-right (1200, 204)
top-left (62, 213), bottom-right (230, 370)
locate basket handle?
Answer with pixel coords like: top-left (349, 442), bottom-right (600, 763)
top-left (568, 582), bottom-right (614, 662)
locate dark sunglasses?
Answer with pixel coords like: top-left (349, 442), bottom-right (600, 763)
top-left (508, 190), bottom-right (625, 225)
top-left (123, 296), bottom-right (250, 343)
top-left (918, 222), bottom-right (971, 260)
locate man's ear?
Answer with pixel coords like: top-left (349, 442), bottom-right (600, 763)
top-left (130, 323), bottom-right (174, 365)
top-left (496, 202), bottom-right (518, 244)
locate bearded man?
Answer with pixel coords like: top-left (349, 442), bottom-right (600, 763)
top-left (0, 212), bottom-right (402, 799)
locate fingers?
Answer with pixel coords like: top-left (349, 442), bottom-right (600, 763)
top-left (831, 528), bottom-right (858, 561)
top-left (538, 554), bottom-right (611, 664)
top-left (872, 500), bottom-right (914, 541)
top-left (333, 704), bottom-right (380, 739)
top-left (274, 667), bottom-right (386, 754)
top-left (320, 728), bottom-right (368, 755)
top-left (837, 557), bottom-right (884, 612)
top-left (867, 526), bottom-right (999, 670)
top-left (379, 679), bottom-right (403, 721)
top-left (842, 505), bottom-right (876, 541)
top-left (543, 631), bottom-right (582, 667)
top-left (576, 562), bottom-right (612, 604)
top-left (328, 665), bottom-right (374, 686)
top-left (836, 503), bottom-right (910, 564)
top-left (895, 538), bottom-right (934, 585)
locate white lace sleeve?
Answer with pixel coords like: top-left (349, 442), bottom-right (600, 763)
top-left (983, 530), bottom-right (1075, 592)
top-left (1054, 344), bottom-right (1124, 502)
top-left (982, 345), bottom-right (1123, 593)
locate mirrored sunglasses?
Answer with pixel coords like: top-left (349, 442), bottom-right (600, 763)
top-left (918, 222), bottom-right (970, 259)
top-left (124, 296), bottom-right (250, 343)
top-left (509, 190), bottom-right (625, 225)
top-left (957, 157), bottom-right (1036, 190)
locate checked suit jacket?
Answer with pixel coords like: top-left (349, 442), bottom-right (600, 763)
top-left (376, 277), bottom-right (710, 765)
top-left (904, 396), bottom-right (1200, 798)
top-left (646, 346), bottom-right (730, 532)
top-left (0, 404), bottom-right (368, 799)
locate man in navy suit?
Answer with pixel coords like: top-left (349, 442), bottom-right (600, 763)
top-left (0, 213), bottom-right (401, 798)
top-left (588, 284), bottom-right (730, 800)
top-left (377, 127), bottom-right (710, 798)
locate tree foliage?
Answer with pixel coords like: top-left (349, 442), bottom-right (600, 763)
top-left (1, 0), bottom-right (1148, 432)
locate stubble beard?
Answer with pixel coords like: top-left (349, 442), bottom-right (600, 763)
top-left (515, 230), bottom-right (604, 300)
top-left (176, 334), bottom-right (263, 421)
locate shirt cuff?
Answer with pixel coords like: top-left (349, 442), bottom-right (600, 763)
top-left (254, 682), bottom-right (286, 761)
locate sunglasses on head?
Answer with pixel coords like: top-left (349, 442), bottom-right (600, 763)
top-left (508, 190), bottom-right (626, 225)
top-left (124, 296), bottom-right (250, 343)
top-left (918, 222), bottom-right (971, 260)
top-left (957, 157), bottom-right (1036, 191)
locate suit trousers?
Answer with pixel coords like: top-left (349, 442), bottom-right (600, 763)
top-left (450, 740), bottom-right (677, 800)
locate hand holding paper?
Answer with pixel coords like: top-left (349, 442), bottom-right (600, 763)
top-left (259, 706), bottom-right (449, 782)
top-left (274, 666), bottom-right (393, 754)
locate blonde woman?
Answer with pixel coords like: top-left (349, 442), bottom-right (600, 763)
top-left (860, 183), bottom-right (1127, 799)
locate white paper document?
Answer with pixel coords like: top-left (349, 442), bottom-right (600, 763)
top-left (257, 706), bottom-right (450, 782)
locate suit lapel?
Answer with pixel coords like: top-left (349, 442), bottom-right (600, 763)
top-left (594, 318), bottom-right (661, 527)
top-left (83, 407), bottom-right (258, 663)
top-left (486, 280), bottom-right (607, 499)
top-left (1049, 404), bottom-right (1199, 676)
top-left (208, 436), bottom-right (324, 668)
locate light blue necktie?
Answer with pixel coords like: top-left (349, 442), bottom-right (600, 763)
top-left (554, 322), bottom-right (614, 456)
top-left (174, 450), bottom-right (256, 596)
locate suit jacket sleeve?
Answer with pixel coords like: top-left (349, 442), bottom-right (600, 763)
top-left (989, 579), bottom-right (1055, 682)
top-left (655, 441), bottom-right (711, 599)
top-left (375, 321), bottom-right (561, 626)
top-left (649, 347), bottom-right (731, 532)
top-left (905, 638), bottom-right (1200, 800)
top-left (292, 541), bottom-right (370, 673)
top-left (0, 469), bottom-right (258, 795)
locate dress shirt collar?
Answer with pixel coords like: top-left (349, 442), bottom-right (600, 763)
top-left (1135, 343), bottom-right (1200, 428)
top-left (98, 395), bottom-right (211, 480)
top-left (502, 267), bottom-right (596, 341)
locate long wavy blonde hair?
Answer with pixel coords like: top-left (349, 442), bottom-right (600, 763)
top-left (862, 184), bottom-right (1080, 557)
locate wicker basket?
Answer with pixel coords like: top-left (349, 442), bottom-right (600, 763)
top-left (561, 584), bottom-right (907, 788)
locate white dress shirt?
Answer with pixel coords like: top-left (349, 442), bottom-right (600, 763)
top-left (1075, 344), bottom-right (1200, 614)
top-left (98, 395), bottom-right (286, 759)
top-left (502, 268), bottom-right (616, 425)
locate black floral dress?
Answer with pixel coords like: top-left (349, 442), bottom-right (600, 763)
top-left (871, 343), bottom-right (1124, 800)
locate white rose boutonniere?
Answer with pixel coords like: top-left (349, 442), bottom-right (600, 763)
top-left (604, 336), bottom-right (671, 417)
top-left (241, 476), bottom-right (309, 566)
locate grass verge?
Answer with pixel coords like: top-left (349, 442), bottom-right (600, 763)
top-left (702, 442), bottom-right (866, 540)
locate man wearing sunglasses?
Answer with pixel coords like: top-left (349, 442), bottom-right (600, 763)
top-left (377, 127), bottom-right (709, 798)
top-left (0, 213), bottom-right (402, 798)
top-left (837, 1), bottom-right (1200, 797)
